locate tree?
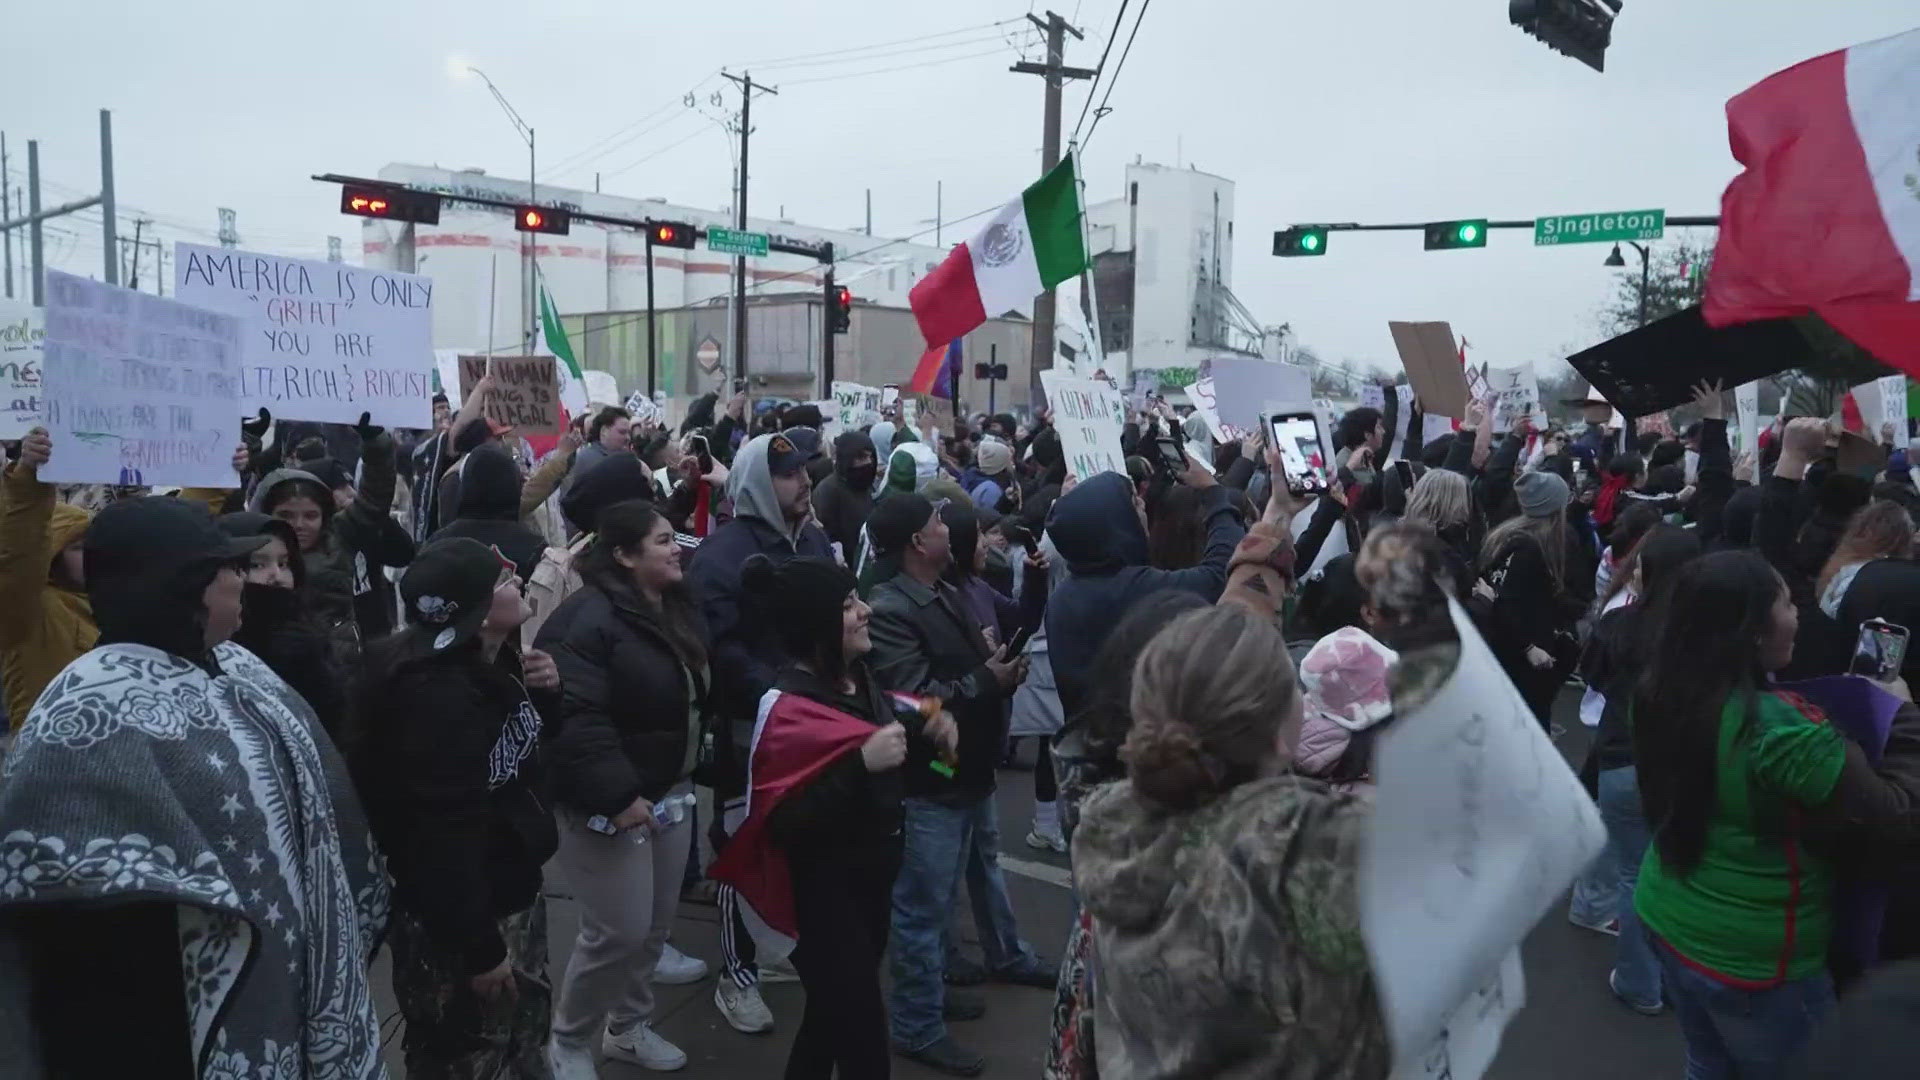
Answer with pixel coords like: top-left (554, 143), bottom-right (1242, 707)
top-left (1595, 238), bottom-right (1716, 339)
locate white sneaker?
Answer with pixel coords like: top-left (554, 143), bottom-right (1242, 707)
top-left (714, 980), bottom-right (776, 1034)
top-left (546, 1036), bottom-right (601, 1080)
top-left (759, 954), bottom-right (801, 984)
top-left (603, 1022), bottom-right (688, 1072)
top-left (1026, 828), bottom-right (1067, 854)
top-left (654, 943), bottom-right (710, 986)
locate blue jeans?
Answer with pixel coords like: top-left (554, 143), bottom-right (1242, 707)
top-left (1656, 944), bottom-right (1834, 1079)
top-left (1599, 766), bottom-right (1660, 1009)
top-left (889, 794), bottom-right (1040, 1051)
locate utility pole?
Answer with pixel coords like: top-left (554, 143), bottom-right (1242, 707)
top-left (124, 218), bottom-right (144, 290)
top-left (218, 208), bottom-right (238, 249)
top-left (722, 70), bottom-right (776, 382)
top-left (100, 110), bottom-right (116, 286)
top-left (2, 132), bottom-right (11, 299)
top-left (1012, 11), bottom-right (1092, 401)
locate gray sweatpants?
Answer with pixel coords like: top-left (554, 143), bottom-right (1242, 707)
top-left (549, 782), bottom-right (694, 1043)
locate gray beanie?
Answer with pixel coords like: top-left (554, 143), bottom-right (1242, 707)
top-left (1515, 471), bottom-right (1570, 519)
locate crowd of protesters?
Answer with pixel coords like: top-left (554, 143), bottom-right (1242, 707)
top-left (2, 364), bottom-right (1919, 1080)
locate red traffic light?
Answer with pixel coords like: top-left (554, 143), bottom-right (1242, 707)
top-left (648, 221), bottom-right (697, 249)
top-left (339, 183), bottom-right (440, 225)
top-left (514, 205), bottom-right (570, 235)
top-left (836, 287), bottom-right (852, 309)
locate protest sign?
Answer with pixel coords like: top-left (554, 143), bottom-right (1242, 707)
top-left (175, 242), bottom-right (434, 428)
top-left (832, 381), bottom-right (883, 431)
top-left (623, 390), bottom-right (662, 427)
top-left (583, 369), bottom-right (619, 408)
top-left (1360, 384), bottom-right (1386, 410)
top-left (1182, 379), bottom-right (1240, 444)
top-left (433, 349), bottom-right (464, 407)
top-left (905, 392), bottom-right (954, 435)
top-left (1128, 368), bottom-right (1159, 412)
top-left (1208, 357), bottom-right (1311, 432)
top-left (1873, 374), bottom-right (1907, 437)
top-left (1390, 321), bottom-right (1468, 420)
top-left (1735, 380), bottom-right (1760, 453)
top-left (1040, 370), bottom-right (1127, 480)
top-left (0, 299), bottom-right (45, 440)
top-left (1489, 366), bottom-right (1541, 433)
top-left (1566, 305), bottom-right (1813, 419)
top-left (1464, 363), bottom-right (1491, 410)
top-left (880, 384), bottom-right (900, 412)
top-left (1394, 384), bottom-right (1418, 461)
top-left (1362, 596), bottom-right (1604, 1079)
top-left (458, 355), bottom-right (560, 435)
top-left (38, 272), bottom-right (243, 488)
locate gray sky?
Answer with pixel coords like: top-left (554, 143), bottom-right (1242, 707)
top-left (5, 1), bottom-right (1915, 375)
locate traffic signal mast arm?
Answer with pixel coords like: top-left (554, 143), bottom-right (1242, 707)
top-left (1309, 215), bottom-right (1719, 234)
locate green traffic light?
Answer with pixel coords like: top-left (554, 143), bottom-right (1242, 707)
top-left (1457, 223), bottom-right (1480, 243)
top-left (1302, 233), bottom-right (1321, 251)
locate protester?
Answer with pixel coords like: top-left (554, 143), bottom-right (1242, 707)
top-left (0, 496), bottom-right (388, 1078)
top-left (216, 511), bottom-right (348, 738)
top-left (569, 406), bottom-right (633, 487)
top-left (1632, 549), bottom-right (1920, 1076)
top-left (687, 432), bottom-right (836, 1034)
top-left (525, 454), bottom-right (663, 646)
top-left (1401, 467), bottom-right (1479, 587)
top-left (1074, 602), bottom-right (1388, 1078)
top-left (968, 438), bottom-right (1018, 512)
top-left (251, 411), bottom-right (413, 657)
top-left (1290, 626), bottom-right (1399, 791)
top-left (539, 500), bottom-right (713, 1074)
top-left (348, 537), bottom-right (562, 1076)
top-left (0, 427), bottom-right (96, 735)
top-left (712, 554), bottom-right (954, 1080)
top-left (1818, 499), bottom-right (1916, 618)
top-left (813, 429), bottom-right (879, 566)
top-left (1478, 470), bottom-right (1592, 726)
top-left (433, 441), bottom-right (550, 581)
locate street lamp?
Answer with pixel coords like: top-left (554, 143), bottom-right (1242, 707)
top-left (462, 66), bottom-right (537, 351)
top-left (1604, 241), bottom-right (1651, 327)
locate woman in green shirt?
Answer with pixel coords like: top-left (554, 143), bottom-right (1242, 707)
top-left (1632, 549), bottom-right (1920, 1079)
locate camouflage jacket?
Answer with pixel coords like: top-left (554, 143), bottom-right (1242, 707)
top-left (1073, 775), bottom-right (1390, 1080)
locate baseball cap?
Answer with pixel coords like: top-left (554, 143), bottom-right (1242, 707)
top-left (85, 496), bottom-right (271, 575)
top-left (767, 433), bottom-right (810, 478)
top-left (399, 537), bottom-right (514, 653)
top-left (866, 493), bottom-right (939, 557)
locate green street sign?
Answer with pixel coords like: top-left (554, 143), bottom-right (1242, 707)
top-left (1534, 209), bottom-right (1665, 246)
top-left (706, 226), bottom-right (770, 258)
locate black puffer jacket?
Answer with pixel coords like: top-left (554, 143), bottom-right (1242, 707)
top-left (536, 579), bottom-right (710, 815)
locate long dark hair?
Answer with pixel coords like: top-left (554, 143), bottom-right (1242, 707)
top-left (578, 499), bottom-right (707, 670)
top-left (1147, 483), bottom-right (1206, 570)
top-left (1632, 549), bottom-right (1784, 875)
top-left (1075, 590), bottom-right (1210, 761)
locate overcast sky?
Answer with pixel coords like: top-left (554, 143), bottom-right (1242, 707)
top-left (5, 1), bottom-right (1914, 375)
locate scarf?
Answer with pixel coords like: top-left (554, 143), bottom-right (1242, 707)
top-left (1593, 472), bottom-right (1633, 529)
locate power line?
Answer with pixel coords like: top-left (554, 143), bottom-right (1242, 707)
top-left (598, 125), bottom-right (716, 182)
top-left (783, 45), bottom-right (1015, 87)
top-left (1078, 0), bottom-right (1151, 152)
top-left (1070, 0), bottom-right (1130, 143)
top-left (736, 18), bottom-right (1020, 69)
top-left (751, 30), bottom-right (1018, 72)
top-left (545, 71), bottom-right (722, 177)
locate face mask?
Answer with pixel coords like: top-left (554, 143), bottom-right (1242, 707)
top-left (847, 463), bottom-right (878, 489)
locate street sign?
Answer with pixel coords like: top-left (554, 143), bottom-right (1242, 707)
top-left (695, 337), bottom-right (723, 374)
top-left (706, 226), bottom-right (770, 258)
top-left (1534, 209), bottom-right (1665, 246)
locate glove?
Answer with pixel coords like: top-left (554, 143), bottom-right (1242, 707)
top-left (241, 408), bottom-right (272, 441)
top-left (353, 411), bottom-right (383, 443)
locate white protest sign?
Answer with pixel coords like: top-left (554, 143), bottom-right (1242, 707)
top-left (1423, 413), bottom-right (1457, 446)
top-left (1182, 379), bottom-right (1240, 444)
top-left (806, 398), bottom-right (840, 442)
top-left (832, 381), bottom-right (883, 431)
top-left (623, 390), bottom-right (662, 426)
top-left (1393, 384), bottom-right (1417, 462)
top-left (1209, 357), bottom-right (1312, 432)
top-left (39, 271), bottom-right (243, 488)
top-left (434, 349), bottom-right (465, 407)
top-left (1875, 374), bottom-right (1907, 437)
top-left (175, 242), bottom-right (434, 428)
top-left (1129, 368), bottom-right (1159, 412)
top-left (1360, 384), bottom-right (1386, 411)
top-left (583, 369), bottom-right (619, 408)
top-left (1362, 596), bottom-right (1604, 1079)
top-left (1040, 369), bottom-right (1127, 480)
top-left (1735, 381), bottom-right (1760, 454)
top-left (1489, 366), bottom-right (1540, 433)
top-left (0, 299), bottom-right (45, 440)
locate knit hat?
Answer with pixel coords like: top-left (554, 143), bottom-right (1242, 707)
top-left (742, 554), bottom-right (857, 663)
top-left (1515, 471), bottom-right (1570, 519)
top-left (976, 439), bottom-right (1014, 476)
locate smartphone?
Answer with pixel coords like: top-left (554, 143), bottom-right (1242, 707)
top-left (732, 377), bottom-right (748, 395)
top-left (1003, 623), bottom-right (1035, 658)
top-left (1152, 434), bottom-right (1187, 476)
top-left (1850, 619), bottom-right (1911, 682)
top-left (686, 434), bottom-right (713, 476)
top-left (1266, 411), bottom-right (1329, 495)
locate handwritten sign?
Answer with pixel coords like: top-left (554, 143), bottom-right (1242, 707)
top-left (1362, 596), bottom-right (1604, 1078)
top-left (623, 390), bottom-right (662, 427)
top-left (1735, 380), bottom-right (1760, 453)
top-left (1360, 384), bottom-right (1386, 411)
top-left (458, 355), bottom-right (559, 435)
top-left (1489, 366), bottom-right (1541, 433)
top-left (832, 381), bottom-right (883, 431)
top-left (1040, 370), bottom-right (1126, 480)
top-left (0, 299), bottom-right (45, 440)
top-left (1183, 378), bottom-right (1242, 444)
top-left (174, 242), bottom-right (434, 428)
top-left (39, 272), bottom-right (242, 488)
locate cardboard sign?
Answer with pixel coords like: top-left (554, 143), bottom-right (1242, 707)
top-left (832, 381), bottom-right (884, 431)
top-left (1208, 357), bottom-right (1312, 432)
top-left (904, 392), bottom-right (954, 435)
top-left (1039, 370), bottom-right (1127, 480)
top-left (458, 355), bottom-right (560, 435)
top-left (38, 271), bottom-right (243, 488)
top-left (0, 299), bottom-right (45, 440)
top-left (174, 242), bottom-right (434, 427)
top-left (1390, 321), bottom-right (1468, 420)
top-left (1566, 305), bottom-right (1814, 420)
top-left (1361, 597), bottom-right (1604, 1078)
top-left (1489, 366), bottom-right (1541, 433)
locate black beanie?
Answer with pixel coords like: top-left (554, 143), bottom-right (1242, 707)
top-left (742, 555), bottom-right (857, 670)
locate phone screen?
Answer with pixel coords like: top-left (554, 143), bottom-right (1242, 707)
top-left (1850, 620), bottom-right (1911, 681)
top-left (1267, 412), bottom-right (1328, 493)
top-left (1153, 435), bottom-right (1187, 474)
top-left (1004, 624), bottom-right (1034, 657)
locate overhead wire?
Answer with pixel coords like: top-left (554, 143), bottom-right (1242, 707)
top-left (747, 30), bottom-right (1017, 72)
top-left (544, 70), bottom-right (723, 178)
top-left (1077, 0), bottom-right (1152, 153)
top-left (734, 18), bottom-right (1021, 69)
top-left (781, 45), bottom-right (1019, 88)
top-left (1070, 0), bottom-right (1131, 144)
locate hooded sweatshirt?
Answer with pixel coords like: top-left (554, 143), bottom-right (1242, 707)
top-left (1073, 776), bottom-right (1388, 1079)
top-left (812, 429), bottom-right (877, 565)
top-left (1044, 472), bottom-right (1246, 722)
top-left (219, 513), bottom-right (348, 740)
top-left (687, 434), bottom-right (835, 740)
top-left (431, 442), bottom-right (546, 581)
top-left (0, 467), bottom-right (96, 729)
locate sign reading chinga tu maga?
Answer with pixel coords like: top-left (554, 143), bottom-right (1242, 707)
top-left (39, 271), bottom-right (244, 489)
top-left (174, 242), bottom-right (435, 428)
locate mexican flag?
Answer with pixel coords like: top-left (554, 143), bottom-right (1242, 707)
top-left (531, 271), bottom-right (591, 454)
top-left (1703, 26), bottom-right (1920, 371)
top-left (909, 154), bottom-right (1088, 350)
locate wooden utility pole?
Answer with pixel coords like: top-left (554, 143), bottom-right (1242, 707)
top-left (722, 70), bottom-right (777, 382)
top-left (1012, 11), bottom-right (1092, 401)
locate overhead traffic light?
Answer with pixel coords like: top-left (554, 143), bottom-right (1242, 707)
top-left (648, 221), bottom-right (696, 249)
top-left (831, 284), bottom-right (853, 334)
top-left (1424, 219), bottom-right (1488, 251)
top-left (339, 183), bottom-right (441, 225)
top-left (1273, 226), bottom-right (1328, 257)
top-left (1509, 0), bottom-right (1621, 73)
top-left (514, 206), bottom-right (570, 235)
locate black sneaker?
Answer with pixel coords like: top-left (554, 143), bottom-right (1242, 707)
top-left (992, 957), bottom-right (1061, 989)
top-left (898, 1036), bottom-right (985, 1077)
top-left (943, 953), bottom-right (988, 987)
top-left (943, 990), bottom-right (987, 1022)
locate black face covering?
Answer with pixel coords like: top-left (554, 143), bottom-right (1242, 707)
top-left (846, 463), bottom-right (878, 490)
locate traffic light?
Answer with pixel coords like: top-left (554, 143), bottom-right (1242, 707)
top-left (1272, 226), bottom-right (1328, 257)
top-left (339, 183), bottom-right (440, 225)
top-left (1424, 219), bottom-right (1489, 251)
top-left (1509, 0), bottom-right (1621, 73)
top-left (648, 221), bottom-right (696, 249)
top-left (514, 206), bottom-right (570, 235)
top-left (831, 284), bottom-right (853, 334)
